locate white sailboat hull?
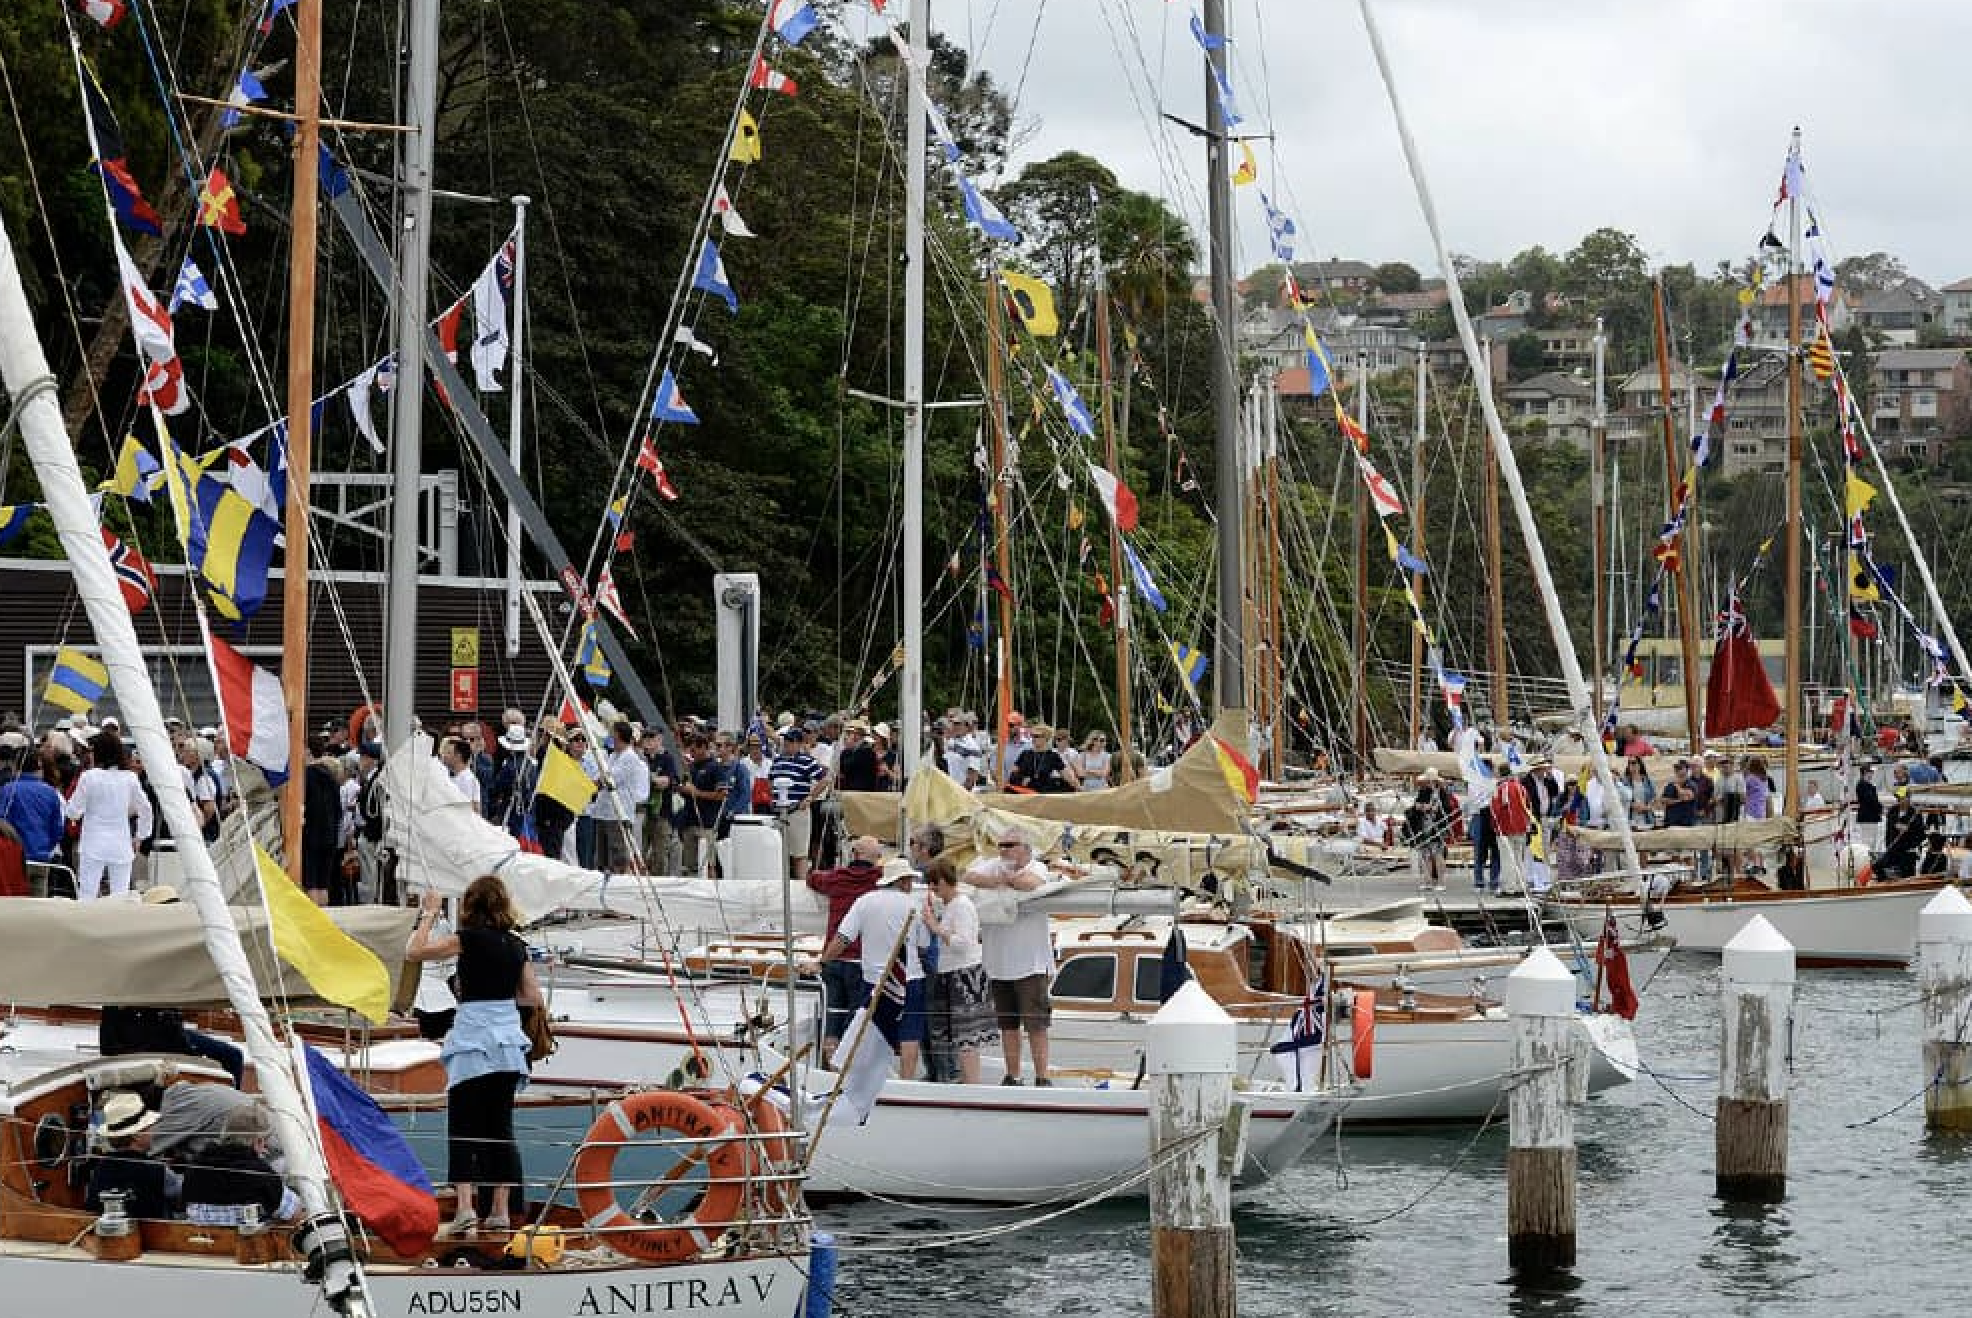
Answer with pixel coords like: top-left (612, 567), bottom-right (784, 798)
top-left (1040, 1008), bottom-right (1637, 1124)
top-left (1547, 884), bottom-right (1944, 966)
top-left (794, 1073), bottom-right (1340, 1203)
top-left (0, 1246), bottom-right (809, 1318)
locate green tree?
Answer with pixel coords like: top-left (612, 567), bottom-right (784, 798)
top-left (1373, 261), bottom-right (1421, 294)
top-left (1562, 227), bottom-right (1649, 306)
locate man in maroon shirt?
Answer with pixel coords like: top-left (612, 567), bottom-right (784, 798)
top-left (806, 834), bottom-right (884, 1052)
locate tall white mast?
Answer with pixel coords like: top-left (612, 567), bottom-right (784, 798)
top-left (1357, 0), bottom-right (1641, 875)
top-left (899, 0), bottom-right (929, 781)
top-left (0, 224), bottom-right (371, 1315)
top-left (384, 0), bottom-right (441, 747)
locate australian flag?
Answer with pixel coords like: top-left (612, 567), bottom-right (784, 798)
top-left (1268, 971), bottom-right (1327, 1091)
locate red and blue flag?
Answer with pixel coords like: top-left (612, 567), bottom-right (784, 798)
top-left (302, 1044), bottom-right (436, 1255)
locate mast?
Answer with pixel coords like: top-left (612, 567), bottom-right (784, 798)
top-left (1480, 338), bottom-right (1508, 732)
top-left (279, 0), bottom-right (323, 864)
top-left (504, 195), bottom-right (530, 659)
top-left (899, 0), bottom-right (929, 782)
top-left (1408, 338), bottom-right (1427, 748)
top-left (1590, 318), bottom-right (1607, 726)
top-left (1265, 378), bottom-right (1286, 775)
top-left (0, 219), bottom-right (371, 1317)
top-left (383, 0), bottom-right (441, 750)
top-left (1782, 129), bottom-right (1804, 814)
top-left (984, 273), bottom-right (1015, 783)
top-left (1653, 276), bottom-right (1703, 752)
top-left (1203, 0), bottom-right (1244, 713)
top-left (1093, 250), bottom-right (1135, 782)
top-left (1352, 352), bottom-right (1370, 774)
top-left (1355, 0), bottom-right (1642, 877)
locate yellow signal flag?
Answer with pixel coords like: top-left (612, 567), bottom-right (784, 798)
top-left (537, 742), bottom-right (599, 814)
top-left (1849, 552), bottom-right (1880, 604)
top-left (1000, 269), bottom-right (1059, 337)
top-left (730, 110), bottom-right (762, 163)
top-left (254, 839), bottom-right (392, 1024)
top-left (1844, 470), bottom-right (1876, 520)
top-left (1067, 502), bottom-right (1085, 531)
top-left (1233, 140), bottom-right (1258, 186)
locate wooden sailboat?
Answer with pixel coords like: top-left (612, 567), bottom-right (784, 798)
top-left (1543, 131), bottom-right (1956, 966)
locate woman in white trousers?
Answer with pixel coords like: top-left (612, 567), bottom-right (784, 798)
top-left (66, 730), bottom-right (153, 901)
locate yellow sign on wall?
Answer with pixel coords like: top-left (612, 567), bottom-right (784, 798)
top-left (450, 627), bottom-right (480, 669)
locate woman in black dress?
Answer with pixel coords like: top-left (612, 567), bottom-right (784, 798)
top-left (406, 874), bottom-right (541, 1233)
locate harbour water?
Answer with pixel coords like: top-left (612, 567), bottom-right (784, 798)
top-left (823, 955), bottom-right (1969, 1317)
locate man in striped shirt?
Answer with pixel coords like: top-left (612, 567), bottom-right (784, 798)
top-left (768, 725), bottom-right (828, 880)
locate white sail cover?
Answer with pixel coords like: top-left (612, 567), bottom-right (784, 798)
top-left (381, 739), bottom-right (827, 930)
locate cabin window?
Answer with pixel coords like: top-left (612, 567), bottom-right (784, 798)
top-left (1053, 954), bottom-right (1118, 1001)
top-left (1133, 956), bottom-right (1165, 1004)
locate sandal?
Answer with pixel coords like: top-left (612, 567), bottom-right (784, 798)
top-left (482, 1217), bottom-right (512, 1233)
top-left (438, 1214), bottom-right (479, 1238)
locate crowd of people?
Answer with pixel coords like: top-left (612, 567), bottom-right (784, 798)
top-left (1386, 721), bottom-right (1963, 895)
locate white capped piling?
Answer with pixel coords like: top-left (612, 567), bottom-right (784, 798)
top-left (1506, 947), bottom-right (1581, 1277)
top-left (1918, 887), bottom-right (1972, 1132)
top-left (1147, 978), bottom-right (1243, 1318)
top-left (1717, 915), bottom-right (1794, 1201)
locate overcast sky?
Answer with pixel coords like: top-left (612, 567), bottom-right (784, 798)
top-left (880, 0), bottom-right (1972, 286)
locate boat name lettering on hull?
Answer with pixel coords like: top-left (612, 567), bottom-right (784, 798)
top-left (573, 1273), bottom-right (780, 1315)
top-left (406, 1289), bottom-right (523, 1315)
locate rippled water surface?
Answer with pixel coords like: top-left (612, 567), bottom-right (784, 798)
top-left (820, 956), bottom-right (1971, 1317)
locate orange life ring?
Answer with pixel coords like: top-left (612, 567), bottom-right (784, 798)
top-left (573, 1090), bottom-right (749, 1263)
top-left (1351, 989), bottom-right (1376, 1081)
top-left (739, 1089), bottom-right (796, 1215)
top-left (348, 702), bottom-right (383, 749)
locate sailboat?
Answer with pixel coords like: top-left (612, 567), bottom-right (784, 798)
top-left (0, 210), bottom-right (811, 1317)
top-left (1540, 132), bottom-right (1959, 967)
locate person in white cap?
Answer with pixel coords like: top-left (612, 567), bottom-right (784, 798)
top-left (814, 856), bottom-right (931, 1078)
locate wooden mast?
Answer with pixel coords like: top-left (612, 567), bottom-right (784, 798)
top-left (1352, 353), bottom-right (1370, 775)
top-left (1782, 131), bottom-right (1805, 815)
top-left (984, 275), bottom-right (1016, 783)
top-left (1653, 276), bottom-right (1704, 753)
top-left (1480, 339), bottom-right (1508, 732)
top-left (280, 0), bottom-right (323, 868)
top-left (1408, 338), bottom-right (1427, 748)
top-left (1590, 319), bottom-right (1607, 727)
top-left (1093, 267), bottom-right (1135, 782)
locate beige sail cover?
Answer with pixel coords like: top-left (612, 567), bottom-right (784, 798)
top-left (844, 712), bottom-right (1256, 843)
top-left (0, 898), bottom-right (417, 1009)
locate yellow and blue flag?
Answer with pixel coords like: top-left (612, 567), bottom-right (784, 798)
top-left (105, 434), bottom-right (164, 504)
top-left (0, 503), bottom-right (35, 548)
top-left (1170, 641), bottom-right (1209, 703)
top-left (575, 622), bottom-right (612, 687)
top-left (46, 648), bottom-right (109, 714)
top-left (166, 444), bottom-right (280, 621)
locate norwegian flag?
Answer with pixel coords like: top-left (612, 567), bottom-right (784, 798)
top-left (103, 528), bottom-right (156, 615)
top-left (595, 563), bottom-right (636, 639)
top-left (748, 55), bottom-right (799, 97)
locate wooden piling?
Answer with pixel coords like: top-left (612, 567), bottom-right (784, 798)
top-left (1716, 915), bottom-right (1794, 1201)
top-left (1147, 979), bottom-right (1242, 1318)
top-left (1919, 887), bottom-right (1972, 1132)
top-left (1506, 947), bottom-right (1580, 1278)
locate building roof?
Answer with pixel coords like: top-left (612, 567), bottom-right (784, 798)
top-left (1293, 259), bottom-right (1378, 283)
top-left (1944, 276), bottom-right (1972, 294)
top-left (1373, 288), bottom-right (1449, 312)
top-left (1873, 347), bottom-right (1969, 372)
top-left (1501, 371), bottom-right (1594, 400)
